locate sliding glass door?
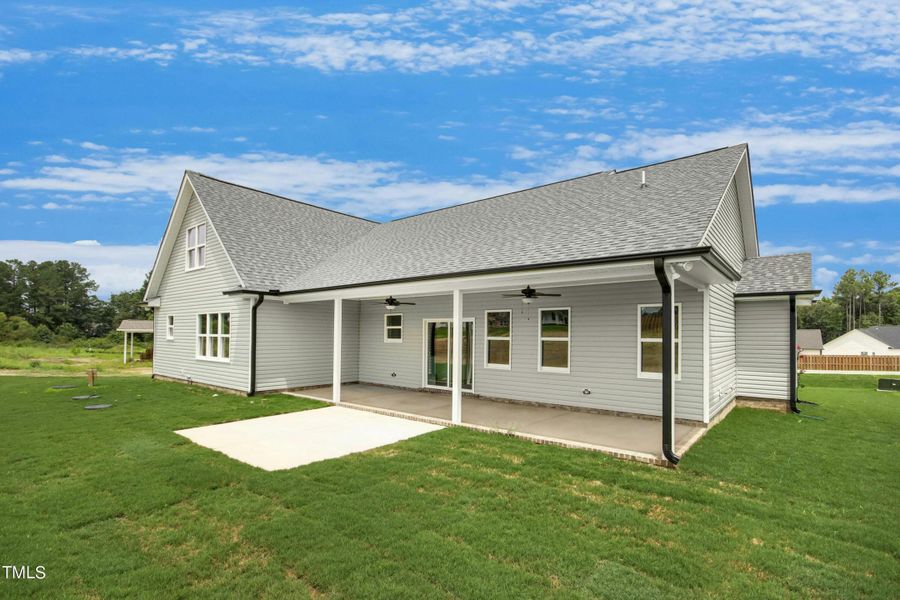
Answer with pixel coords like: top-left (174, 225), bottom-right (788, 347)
top-left (425, 319), bottom-right (473, 390)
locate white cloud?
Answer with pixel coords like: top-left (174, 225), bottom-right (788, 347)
top-left (755, 184), bottom-right (899, 206)
top-left (41, 202), bottom-right (83, 210)
top-left (173, 126), bottom-right (216, 133)
top-left (0, 49), bottom-right (45, 64)
top-left (80, 141), bottom-right (108, 151)
top-left (0, 144), bottom-right (608, 219)
top-left (0, 240), bottom-right (157, 297)
top-left (509, 145), bottom-right (540, 160)
top-left (814, 267), bottom-right (839, 291)
top-left (759, 241), bottom-right (819, 255)
top-left (73, 240), bottom-right (101, 246)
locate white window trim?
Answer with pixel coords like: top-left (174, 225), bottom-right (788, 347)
top-left (637, 303), bottom-right (682, 380)
top-left (537, 307), bottom-right (570, 374)
top-left (484, 309), bottom-right (512, 370)
top-left (185, 223), bottom-right (207, 272)
top-left (384, 313), bottom-right (403, 343)
top-left (195, 312), bottom-right (231, 362)
top-left (166, 315), bottom-right (174, 340)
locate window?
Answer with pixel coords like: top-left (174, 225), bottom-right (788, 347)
top-left (485, 310), bottom-right (511, 369)
top-left (539, 308), bottom-right (570, 372)
top-left (384, 313), bottom-right (402, 342)
top-left (166, 315), bottom-right (174, 340)
top-left (197, 312), bottom-right (230, 361)
top-left (638, 304), bottom-right (681, 378)
top-left (186, 223), bottom-right (207, 270)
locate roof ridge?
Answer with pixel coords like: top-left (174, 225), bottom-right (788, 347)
top-left (186, 170), bottom-right (379, 224)
top-left (616, 143), bottom-right (746, 174)
top-left (752, 252), bottom-right (811, 259)
top-left (389, 144), bottom-right (746, 224)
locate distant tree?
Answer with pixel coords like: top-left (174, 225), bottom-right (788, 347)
top-left (0, 260), bottom-right (26, 317)
top-left (798, 298), bottom-right (844, 342)
top-left (871, 271), bottom-right (897, 324)
top-left (33, 323), bottom-right (53, 343)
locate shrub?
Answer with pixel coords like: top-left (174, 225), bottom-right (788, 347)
top-left (29, 360), bottom-right (41, 369)
top-left (56, 323), bottom-right (80, 342)
top-left (33, 324), bottom-right (53, 344)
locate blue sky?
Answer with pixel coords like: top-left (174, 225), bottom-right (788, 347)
top-left (0, 1), bottom-right (897, 297)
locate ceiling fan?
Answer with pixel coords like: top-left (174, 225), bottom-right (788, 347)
top-left (384, 296), bottom-right (416, 310)
top-left (502, 285), bottom-right (561, 304)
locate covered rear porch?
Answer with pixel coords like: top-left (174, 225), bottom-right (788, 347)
top-left (291, 383), bottom-right (705, 465)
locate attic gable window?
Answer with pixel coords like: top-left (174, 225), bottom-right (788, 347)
top-left (186, 223), bottom-right (206, 270)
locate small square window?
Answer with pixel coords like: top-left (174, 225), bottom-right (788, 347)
top-left (384, 313), bottom-right (403, 342)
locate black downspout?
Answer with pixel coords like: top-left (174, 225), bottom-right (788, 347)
top-left (249, 293), bottom-right (265, 396)
top-left (789, 294), bottom-right (800, 413)
top-left (654, 258), bottom-right (681, 465)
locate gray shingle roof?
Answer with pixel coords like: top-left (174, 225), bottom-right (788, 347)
top-left (735, 253), bottom-right (815, 295)
top-left (187, 172), bottom-right (377, 290)
top-left (278, 144), bottom-right (748, 292)
top-left (117, 319), bottom-right (154, 333)
top-left (797, 329), bottom-right (823, 350)
top-left (859, 325), bottom-right (900, 349)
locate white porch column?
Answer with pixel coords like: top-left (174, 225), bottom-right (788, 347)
top-left (333, 298), bottom-right (342, 403)
top-left (130, 332), bottom-right (134, 361)
top-left (122, 332), bottom-right (127, 364)
top-left (451, 289), bottom-right (462, 424)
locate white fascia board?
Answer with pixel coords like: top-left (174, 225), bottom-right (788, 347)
top-left (144, 173), bottom-right (191, 301)
top-left (734, 150), bottom-right (760, 259)
top-left (276, 255), bottom-right (723, 304)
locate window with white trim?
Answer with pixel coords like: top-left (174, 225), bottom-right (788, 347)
top-left (485, 310), bottom-right (511, 368)
top-left (384, 313), bottom-right (402, 342)
top-left (166, 315), bottom-right (174, 340)
top-left (197, 312), bottom-right (230, 360)
top-left (539, 308), bottom-right (570, 372)
top-left (186, 223), bottom-right (206, 270)
top-left (638, 303), bottom-right (681, 378)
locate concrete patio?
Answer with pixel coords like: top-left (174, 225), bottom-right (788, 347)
top-left (291, 383), bottom-right (706, 464)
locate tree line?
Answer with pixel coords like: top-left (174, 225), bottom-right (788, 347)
top-left (799, 269), bottom-right (899, 342)
top-left (0, 259), bottom-right (150, 343)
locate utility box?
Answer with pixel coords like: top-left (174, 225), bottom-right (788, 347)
top-left (877, 378), bottom-right (899, 392)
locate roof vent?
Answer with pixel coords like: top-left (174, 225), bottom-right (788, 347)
top-left (640, 170), bottom-right (648, 188)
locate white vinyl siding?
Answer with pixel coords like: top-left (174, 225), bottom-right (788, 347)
top-left (708, 282), bottom-right (737, 417)
top-left (355, 280), bottom-right (704, 421)
top-left (736, 300), bottom-right (790, 400)
top-left (152, 193), bottom-right (249, 392)
top-left (701, 179), bottom-right (745, 273)
top-left (255, 299), bottom-right (360, 392)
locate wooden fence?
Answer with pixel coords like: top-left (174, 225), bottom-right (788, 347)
top-left (798, 355), bottom-right (900, 372)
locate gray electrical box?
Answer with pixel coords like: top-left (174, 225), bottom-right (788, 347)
top-left (877, 378), bottom-right (899, 392)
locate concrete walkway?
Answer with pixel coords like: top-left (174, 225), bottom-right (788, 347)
top-left (294, 384), bottom-right (704, 463)
top-left (175, 406), bottom-right (443, 471)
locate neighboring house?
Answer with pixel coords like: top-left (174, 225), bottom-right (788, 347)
top-left (143, 144), bottom-right (818, 462)
top-left (797, 329), bottom-right (824, 355)
top-left (822, 326), bottom-right (900, 356)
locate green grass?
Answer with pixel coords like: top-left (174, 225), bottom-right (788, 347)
top-left (0, 343), bottom-right (150, 374)
top-left (0, 375), bottom-right (897, 598)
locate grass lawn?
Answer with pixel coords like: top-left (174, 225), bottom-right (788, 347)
top-left (0, 343), bottom-right (151, 376)
top-left (0, 375), bottom-right (897, 598)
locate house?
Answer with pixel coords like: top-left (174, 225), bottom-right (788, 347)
top-left (143, 144), bottom-right (818, 463)
top-left (797, 329), bottom-right (824, 355)
top-left (822, 326), bottom-right (900, 356)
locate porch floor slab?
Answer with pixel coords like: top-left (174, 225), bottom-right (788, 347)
top-left (175, 406), bottom-right (444, 471)
top-left (293, 384), bottom-right (703, 462)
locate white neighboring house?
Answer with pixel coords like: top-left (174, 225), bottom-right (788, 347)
top-left (822, 326), bottom-right (900, 356)
top-left (142, 144), bottom-right (819, 461)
